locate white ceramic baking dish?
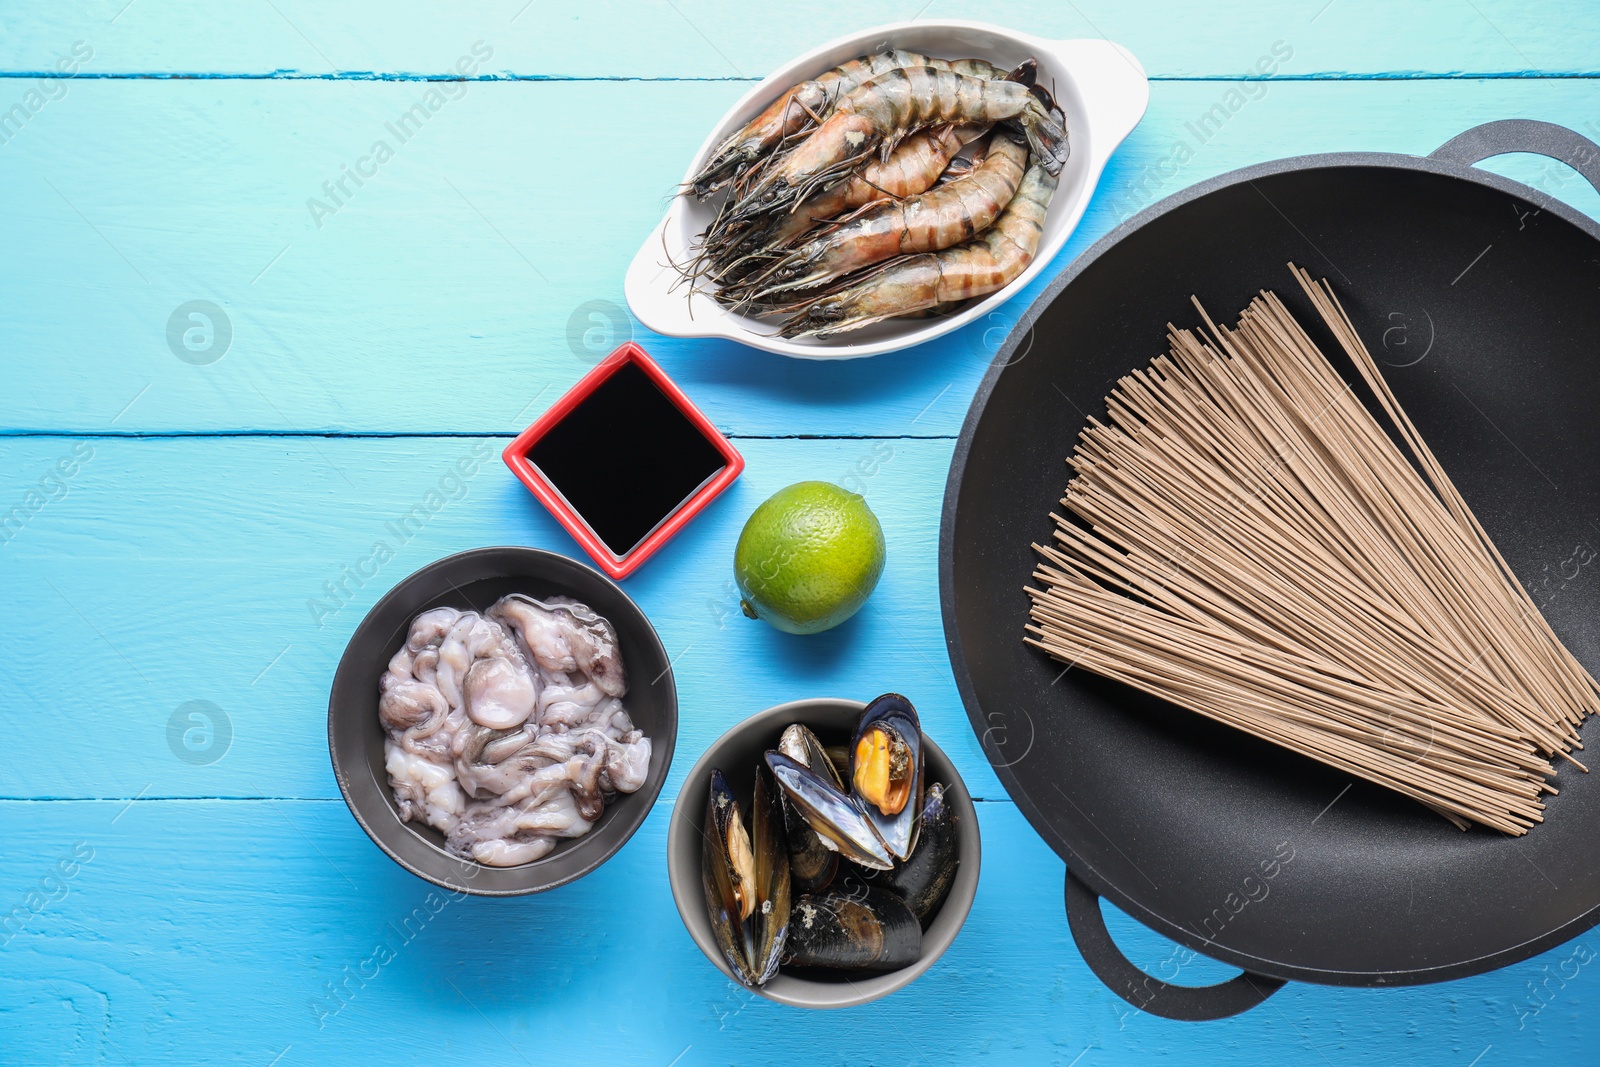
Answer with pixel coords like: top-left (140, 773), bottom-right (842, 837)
top-left (624, 20), bottom-right (1148, 360)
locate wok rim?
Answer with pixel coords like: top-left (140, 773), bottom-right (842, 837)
top-left (938, 145), bottom-right (1600, 985)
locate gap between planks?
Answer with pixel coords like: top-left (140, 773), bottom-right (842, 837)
top-left (0, 795), bottom-right (1017, 804)
top-left (0, 432), bottom-right (960, 441)
top-left (0, 70), bottom-right (1596, 83)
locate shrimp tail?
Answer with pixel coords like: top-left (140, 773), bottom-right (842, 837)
top-left (1030, 81), bottom-right (1066, 123)
top-left (1020, 82), bottom-right (1070, 174)
top-left (1019, 108), bottom-right (1069, 175)
top-left (1005, 58), bottom-right (1038, 87)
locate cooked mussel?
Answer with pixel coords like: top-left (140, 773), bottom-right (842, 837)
top-left (779, 723), bottom-right (845, 790)
top-left (851, 693), bottom-right (924, 861)
top-left (702, 770), bottom-right (755, 984)
top-left (701, 766), bottom-right (790, 986)
top-left (864, 782), bottom-right (958, 925)
top-left (765, 751), bottom-right (894, 871)
top-left (783, 887), bottom-right (921, 971)
top-left (822, 742), bottom-right (852, 781)
top-left (748, 763), bottom-right (791, 983)
top-left (776, 725), bottom-right (841, 893)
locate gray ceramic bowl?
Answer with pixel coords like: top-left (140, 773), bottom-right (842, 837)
top-left (668, 698), bottom-right (980, 1008)
top-left (329, 547), bottom-right (677, 896)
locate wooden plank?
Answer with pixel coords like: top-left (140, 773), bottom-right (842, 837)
top-left (1, 0), bottom-right (1597, 78)
top-left (2, 78), bottom-right (1598, 438)
top-left (1, 796), bottom-right (1592, 1063)
top-left (3, 5), bottom-right (1595, 1057)
top-left (0, 435), bottom-right (1008, 800)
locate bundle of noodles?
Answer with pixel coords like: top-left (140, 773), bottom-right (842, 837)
top-left (678, 51), bottom-right (1068, 338)
top-left (1024, 265), bottom-right (1596, 834)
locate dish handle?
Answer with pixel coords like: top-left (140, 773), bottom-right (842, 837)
top-left (624, 213), bottom-right (729, 342)
top-left (1039, 37), bottom-right (1151, 165)
top-left (1430, 119), bottom-right (1600, 197)
top-left (1064, 868), bottom-right (1284, 1021)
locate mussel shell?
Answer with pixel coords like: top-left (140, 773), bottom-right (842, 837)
top-left (783, 888), bottom-right (922, 971)
top-left (778, 724), bottom-right (844, 790)
top-left (765, 751), bottom-right (894, 871)
top-left (701, 769), bottom-right (758, 985)
top-left (822, 743), bottom-right (852, 783)
top-left (851, 693), bottom-right (924, 861)
top-left (748, 763), bottom-right (790, 985)
top-left (863, 782), bottom-right (958, 925)
top-left (702, 766), bottom-right (792, 987)
top-left (783, 815), bottom-right (838, 894)
top-left (775, 726), bottom-right (840, 893)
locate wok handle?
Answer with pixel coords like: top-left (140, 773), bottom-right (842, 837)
top-left (1064, 868), bottom-right (1285, 1021)
top-left (1430, 119), bottom-right (1600, 197)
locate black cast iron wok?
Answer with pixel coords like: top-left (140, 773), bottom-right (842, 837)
top-left (940, 120), bottom-right (1600, 1020)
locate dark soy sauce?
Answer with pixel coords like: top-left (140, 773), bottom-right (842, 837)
top-left (526, 361), bottom-right (727, 557)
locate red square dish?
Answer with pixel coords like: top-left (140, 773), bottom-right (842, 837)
top-left (503, 342), bottom-right (744, 579)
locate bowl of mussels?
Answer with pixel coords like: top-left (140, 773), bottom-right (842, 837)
top-left (667, 694), bottom-right (979, 1007)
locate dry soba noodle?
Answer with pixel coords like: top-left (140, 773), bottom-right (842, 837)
top-left (1025, 265), bottom-right (1595, 834)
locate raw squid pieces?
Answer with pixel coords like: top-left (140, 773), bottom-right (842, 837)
top-left (378, 595), bottom-right (652, 866)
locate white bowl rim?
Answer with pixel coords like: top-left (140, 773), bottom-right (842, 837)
top-left (624, 19), bottom-right (1150, 360)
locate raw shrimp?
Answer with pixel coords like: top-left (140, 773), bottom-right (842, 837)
top-left (821, 122), bottom-right (987, 213)
top-left (743, 130), bottom-right (1029, 299)
top-left (687, 52), bottom-right (1014, 198)
top-left (929, 142), bottom-right (987, 186)
top-left (704, 122), bottom-right (989, 283)
top-left (730, 65), bottom-right (1066, 222)
top-left (779, 155), bottom-right (1059, 338)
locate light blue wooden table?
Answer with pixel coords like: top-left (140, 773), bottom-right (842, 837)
top-left (3, 2), bottom-right (1598, 1063)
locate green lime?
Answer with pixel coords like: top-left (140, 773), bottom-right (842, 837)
top-left (734, 481), bottom-right (886, 635)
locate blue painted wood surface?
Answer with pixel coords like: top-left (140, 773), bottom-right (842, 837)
top-left (2, 3), bottom-right (1597, 1063)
